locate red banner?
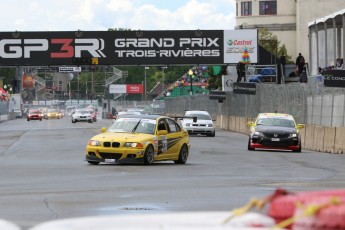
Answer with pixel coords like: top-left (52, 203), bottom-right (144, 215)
top-left (126, 84), bottom-right (143, 94)
top-left (22, 74), bottom-right (35, 89)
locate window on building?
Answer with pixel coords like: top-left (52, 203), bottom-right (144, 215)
top-left (241, 1), bottom-right (252, 16)
top-left (259, 0), bottom-right (277, 15)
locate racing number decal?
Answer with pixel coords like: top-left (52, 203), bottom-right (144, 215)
top-left (161, 136), bottom-right (168, 152)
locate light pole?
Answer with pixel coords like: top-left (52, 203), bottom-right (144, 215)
top-left (188, 69), bottom-right (194, 95)
top-left (161, 66), bottom-right (167, 96)
top-left (144, 66), bottom-right (149, 101)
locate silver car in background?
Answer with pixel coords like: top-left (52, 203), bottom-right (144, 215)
top-left (71, 109), bottom-right (93, 123)
top-left (181, 110), bottom-right (216, 137)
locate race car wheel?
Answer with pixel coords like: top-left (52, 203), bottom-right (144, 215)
top-left (144, 145), bottom-right (154, 165)
top-left (248, 138), bottom-right (255, 151)
top-left (72, 120), bottom-right (76, 123)
top-left (293, 143), bottom-right (302, 153)
top-left (174, 144), bottom-right (189, 164)
top-left (87, 161), bottom-right (100, 165)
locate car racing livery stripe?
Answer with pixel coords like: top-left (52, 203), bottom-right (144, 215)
top-left (157, 137), bottom-right (183, 154)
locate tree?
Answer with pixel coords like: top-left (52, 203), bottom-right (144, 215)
top-left (258, 28), bottom-right (293, 64)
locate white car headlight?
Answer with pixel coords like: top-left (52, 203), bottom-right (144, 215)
top-left (185, 123), bottom-right (191, 127)
top-left (88, 140), bottom-right (101, 146)
top-left (207, 124), bottom-right (213, 127)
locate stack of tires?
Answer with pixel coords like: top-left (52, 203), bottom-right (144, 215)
top-left (267, 189), bottom-right (345, 229)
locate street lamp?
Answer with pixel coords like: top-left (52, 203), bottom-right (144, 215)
top-left (144, 66), bottom-right (150, 101)
top-left (161, 66), bottom-right (167, 96)
top-left (188, 69), bottom-right (194, 95)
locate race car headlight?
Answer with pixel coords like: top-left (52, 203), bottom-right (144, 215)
top-left (88, 140), bottom-right (101, 146)
top-left (254, 131), bottom-right (262, 136)
top-left (124, 142), bottom-right (144, 148)
top-left (289, 133), bottom-right (298, 138)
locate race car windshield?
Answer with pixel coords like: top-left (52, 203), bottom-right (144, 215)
top-left (256, 118), bottom-right (295, 127)
top-left (108, 118), bottom-right (156, 134)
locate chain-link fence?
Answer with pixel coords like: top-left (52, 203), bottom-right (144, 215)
top-left (164, 76), bottom-right (345, 126)
top-left (0, 101), bottom-right (8, 115)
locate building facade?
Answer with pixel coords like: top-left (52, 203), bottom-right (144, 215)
top-left (235, 0), bottom-right (345, 66)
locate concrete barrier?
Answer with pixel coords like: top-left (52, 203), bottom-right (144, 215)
top-left (216, 115), bottom-right (221, 128)
top-left (304, 125), bottom-right (315, 150)
top-left (299, 126), bottom-right (306, 148)
top-left (220, 115), bottom-right (229, 130)
top-left (0, 114), bottom-right (8, 122)
top-left (334, 127), bottom-right (345, 154)
top-left (29, 211), bottom-right (276, 230)
top-left (323, 127), bottom-right (336, 153)
top-left (0, 219), bottom-right (21, 230)
top-left (228, 116), bottom-right (236, 132)
top-left (235, 116), bottom-right (240, 133)
top-left (313, 126), bottom-right (325, 152)
top-left (239, 117), bottom-right (247, 134)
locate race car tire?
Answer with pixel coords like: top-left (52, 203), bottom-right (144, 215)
top-left (207, 131), bottom-right (216, 137)
top-left (87, 161), bottom-right (100, 165)
top-left (293, 143), bottom-right (302, 153)
top-left (174, 144), bottom-right (189, 164)
top-left (40, 119), bottom-right (42, 121)
top-left (72, 120), bottom-right (76, 123)
top-left (144, 145), bottom-right (154, 165)
top-left (248, 139), bottom-right (255, 151)
top-left (27, 119), bottom-right (30, 121)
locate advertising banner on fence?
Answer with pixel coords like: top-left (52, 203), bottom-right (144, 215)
top-left (109, 84), bottom-right (143, 94)
top-left (323, 70), bottom-right (345, 87)
top-left (0, 30), bottom-right (257, 66)
top-left (232, 82), bottom-right (256, 95)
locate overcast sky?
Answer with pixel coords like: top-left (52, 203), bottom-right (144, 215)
top-left (1, 0), bottom-right (236, 31)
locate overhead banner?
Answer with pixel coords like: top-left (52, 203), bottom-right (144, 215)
top-left (0, 30), bottom-right (257, 66)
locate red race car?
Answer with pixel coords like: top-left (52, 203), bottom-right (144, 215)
top-left (27, 109), bottom-right (43, 121)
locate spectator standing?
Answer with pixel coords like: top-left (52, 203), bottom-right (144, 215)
top-left (279, 52), bottom-right (286, 77)
top-left (295, 53), bottom-right (305, 76)
top-left (236, 61), bottom-right (246, 82)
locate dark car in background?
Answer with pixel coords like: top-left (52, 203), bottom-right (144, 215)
top-left (247, 113), bottom-right (304, 152)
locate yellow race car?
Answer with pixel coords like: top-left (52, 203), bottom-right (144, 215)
top-left (86, 114), bottom-right (191, 165)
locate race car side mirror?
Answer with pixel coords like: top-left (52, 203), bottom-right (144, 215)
top-left (247, 121), bottom-right (255, 127)
top-left (297, 124), bottom-right (305, 129)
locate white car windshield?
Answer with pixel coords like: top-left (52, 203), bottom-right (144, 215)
top-left (108, 118), bottom-right (156, 134)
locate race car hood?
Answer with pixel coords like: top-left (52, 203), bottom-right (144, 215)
top-left (92, 132), bottom-right (151, 142)
top-left (254, 125), bottom-right (297, 134)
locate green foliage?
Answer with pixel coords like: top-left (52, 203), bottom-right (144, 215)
top-left (206, 66), bottom-right (222, 90)
top-left (0, 68), bottom-right (16, 85)
top-left (258, 28), bottom-right (293, 63)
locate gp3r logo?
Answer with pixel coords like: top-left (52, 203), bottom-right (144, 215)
top-left (0, 38), bottom-right (106, 58)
